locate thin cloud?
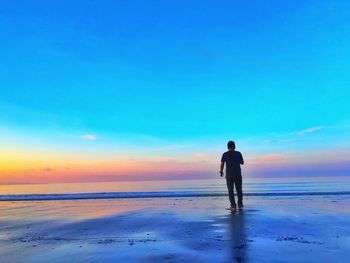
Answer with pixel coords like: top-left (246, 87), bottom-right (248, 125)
top-left (263, 126), bottom-right (324, 144)
top-left (298, 126), bottom-right (323, 135)
top-left (81, 134), bottom-right (97, 140)
top-left (264, 138), bottom-right (298, 144)
top-left (180, 46), bottom-right (320, 70)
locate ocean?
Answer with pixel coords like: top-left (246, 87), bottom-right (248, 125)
top-left (1, 176), bottom-right (350, 201)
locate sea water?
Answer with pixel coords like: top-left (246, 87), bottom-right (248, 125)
top-left (1, 176), bottom-right (350, 201)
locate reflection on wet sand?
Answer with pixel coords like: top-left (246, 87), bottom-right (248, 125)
top-left (228, 210), bottom-right (248, 262)
top-left (1, 196), bottom-right (350, 262)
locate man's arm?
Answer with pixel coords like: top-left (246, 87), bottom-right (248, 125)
top-left (220, 161), bottom-right (225, 176)
top-left (240, 153), bottom-right (244, 165)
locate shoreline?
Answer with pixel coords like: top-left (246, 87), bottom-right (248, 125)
top-left (1, 190), bottom-right (350, 202)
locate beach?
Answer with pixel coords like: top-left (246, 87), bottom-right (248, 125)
top-left (2, 1), bottom-right (350, 262)
top-left (1, 194), bottom-right (349, 263)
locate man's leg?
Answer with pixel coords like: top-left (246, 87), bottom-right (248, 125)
top-left (226, 177), bottom-right (236, 208)
top-left (234, 175), bottom-right (243, 207)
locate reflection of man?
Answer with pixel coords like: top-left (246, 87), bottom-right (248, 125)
top-left (220, 140), bottom-right (244, 212)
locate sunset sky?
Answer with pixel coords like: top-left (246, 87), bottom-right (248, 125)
top-left (1, 0), bottom-right (350, 184)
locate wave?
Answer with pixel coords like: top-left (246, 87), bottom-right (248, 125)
top-left (1, 191), bottom-right (350, 201)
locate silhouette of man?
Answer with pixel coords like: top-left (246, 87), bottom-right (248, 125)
top-left (220, 141), bottom-right (244, 212)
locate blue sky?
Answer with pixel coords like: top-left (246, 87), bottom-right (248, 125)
top-left (1, 0), bottom-right (350, 182)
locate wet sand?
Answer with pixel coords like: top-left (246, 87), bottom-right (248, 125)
top-left (0, 195), bottom-right (349, 262)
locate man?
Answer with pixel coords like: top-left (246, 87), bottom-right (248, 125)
top-left (220, 140), bottom-right (244, 212)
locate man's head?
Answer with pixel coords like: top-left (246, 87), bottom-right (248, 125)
top-left (227, 140), bottom-right (235, 150)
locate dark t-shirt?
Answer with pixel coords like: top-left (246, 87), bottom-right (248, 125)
top-left (221, 150), bottom-right (244, 177)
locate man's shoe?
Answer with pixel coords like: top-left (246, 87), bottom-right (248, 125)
top-left (230, 206), bottom-right (237, 212)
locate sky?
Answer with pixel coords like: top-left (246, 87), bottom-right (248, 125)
top-left (1, 0), bottom-right (350, 184)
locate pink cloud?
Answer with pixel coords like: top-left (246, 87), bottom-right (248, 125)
top-left (248, 153), bottom-right (289, 164)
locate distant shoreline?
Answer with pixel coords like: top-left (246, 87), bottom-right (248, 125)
top-left (1, 190), bottom-right (350, 202)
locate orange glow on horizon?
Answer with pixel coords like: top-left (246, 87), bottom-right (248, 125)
top-left (0, 147), bottom-right (216, 184)
top-left (2, 147), bottom-right (349, 184)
